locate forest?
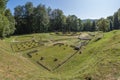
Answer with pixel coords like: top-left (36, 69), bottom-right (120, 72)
top-left (0, 0), bottom-right (120, 37)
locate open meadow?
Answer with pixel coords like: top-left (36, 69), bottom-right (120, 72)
top-left (0, 31), bottom-right (119, 80)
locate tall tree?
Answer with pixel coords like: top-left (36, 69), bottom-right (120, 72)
top-left (107, 16), bottom-right (113, 31)
top-left (24, 2), bottom-right (34, 33)
top-left (77, 18), bottom-right (82, 31)
top-left (97, 18), bottom-right (110, 32)
top-left (83, 19), bottom-right (92, 31)
top-left (109, 20), bottom-right (113, 31)
top-left (14, 5), bottom-right (25, 34)
top-left (0, 14), bottom-right (10, 38)
top-left (50, 9), bottom-right (66, 32)
top-left (47, 7), bottom-right (52, 17)
top-left (113, 12), bottom-right (119, 29)
top-left (107, 16), bottom-right (113, 21)
top-left (117, 8), bottom-right (120, 29)
top-left (14, 2), bottom-right (34, 34)
top-left (66, 15), bottom-right (80, 32)
top-left (91, 21), bottom-right (96, 31)
top-left (0, 0), bottom-right (15, 38)
top-left (33, 4), bottom-right (49, 32)
top-left (0, 0), bottom-right (8, 14)
top-left (5, 9), bottom-right (15, 35)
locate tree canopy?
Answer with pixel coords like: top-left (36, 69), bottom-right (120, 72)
top-left (0, 0), bottom-right (15, 38)
top-left (96, 18), bottom-right (110, 32)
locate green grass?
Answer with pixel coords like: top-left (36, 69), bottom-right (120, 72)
top-left (11, 40), bottom-right (41, 52)
top-left (1, 30), bottom-right (120, 80)
top-left (26, 44), bottom-right (77, 70)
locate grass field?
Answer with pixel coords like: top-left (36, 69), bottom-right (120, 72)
top-left (0, 31), bottom-right (120, 80)
top-left (28, 45), bottom-right (77, 70)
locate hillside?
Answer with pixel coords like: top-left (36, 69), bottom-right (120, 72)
top-left (0, 40), bottom-right (53, 80)
top-left (1, 30), bottom-right (120, 80)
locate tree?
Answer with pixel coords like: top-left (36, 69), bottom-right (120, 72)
top-left (91, 21), bottom-right (96, 31)
top-left (0, 14), bottom-right (10, 38)
top-left (50, 9), bottom-right (66, 32)
top-left (109, 20), bottom-right (113, 31)
top-left (0, 0), bottom-right (15, 38)
top-left (83, 19), bottom-right (92, 31)
top-left (61, 15), bottom-right (66, 32)
top-left (24, 2), bottom-right (34, 33)
top-left (14, 2), bottom-right (34, 34)
top-left (5, 9), bottom-right (15, 35)
top-left (33, 4), bottom-right (49, 32)
top-left (14, 5), bottom-right (25, 34)
top-left (107, 16), bottom-right (113, 31)
top-left (77, 18), bottom-right (82, 31)
top-left (117, 8), bottom-right (120, 29)
top-left (0, 0), bottom-right (8, 14)
top-left (96, 18), bottom-right (110, 32)
top-left (66, 15), bottom-right (81, 32)
top-left (107, 16), bottom-right (113, 21)
top-left (47, 7), bottom-right (52, 17)
top-left (113, 12), bottom-right (119, 29)
top-left (14, 3), bottom-right (49, 34)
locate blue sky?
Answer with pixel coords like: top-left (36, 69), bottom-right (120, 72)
top-left (7, 0), bottom-right (120, 19)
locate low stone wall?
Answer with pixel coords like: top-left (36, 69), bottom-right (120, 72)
top-left (36, 61), bottom-right (51, 71)
top-left (27, 50), bottom-right (38, 58)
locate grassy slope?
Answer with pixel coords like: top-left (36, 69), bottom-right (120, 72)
top-left (1, 30), bottom-right (120, 80)
top-left (0, 40), bottom-right (55, 80)
top-left (69, 30), bottom-right (120, 80)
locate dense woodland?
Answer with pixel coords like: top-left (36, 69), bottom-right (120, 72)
top-left (0, 0), bottom-right (120, 38)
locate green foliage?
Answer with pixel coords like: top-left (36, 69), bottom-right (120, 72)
top-left (118, 9), bottom-right (120, 22)
top-left (50, 9), bottom-right (66, 31)
top-left (107, 16), bottom-right (113, 31)
top-left (109, 20), bottom-right (113, 30)
top-left (66, 15), bottom-right (82, 32)
top-left (14, 3), bottom-right (49, 34)
top-left (24, 2), bottom-right (34, 33)
top-left (5, 9), bottom-right (15, 35)
top-left (97, 18), bottom-right (110, 32)
top-left (13, 2), bottom-right (120, 35)
top-left (0, 0), bottom-right (8, 14)
top-left (91, 21), bottom-right (96, 31)
top-left (0, 14), bottom-right (10, 38)
top-left (33, 4), bottom-right (49, 32)
top-left (83, 19), bottom-right (92, 31)
top-left (14, 3), bottom-right (34, 34)
top-left (14, 5), bottom-right (25, 34)
top-left (113, 12), bottom-right (119, 29)
top-left (107, 16), bottom-right (113, 21)
top-left (0, 0), bottom-right (15, 38)
top-left (14, 2), bottom-right (83, 34)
